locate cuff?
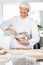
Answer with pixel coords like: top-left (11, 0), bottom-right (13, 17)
top-left (0, 24), bottom-right (8, 31)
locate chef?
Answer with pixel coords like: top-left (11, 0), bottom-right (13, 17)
top-left (0, 1), bottom-right (40, 65)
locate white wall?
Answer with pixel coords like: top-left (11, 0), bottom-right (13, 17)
top-left (0, 3), bottom-right (11, 50)
top-left (0, 0), bottom-right (43, 3)
top-left (0, 4), bottom-right (3, 23)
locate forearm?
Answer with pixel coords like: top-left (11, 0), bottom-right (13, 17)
top-left (6, 27), bottom-right (16, 35)
top-left (28, 37), bottom-right (40, 46)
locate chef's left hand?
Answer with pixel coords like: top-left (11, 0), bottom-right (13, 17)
top-left (17, 39), bottom-right (30, 45)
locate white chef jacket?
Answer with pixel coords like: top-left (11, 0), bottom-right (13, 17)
top-left (0, 16), bottom-right (40, 49)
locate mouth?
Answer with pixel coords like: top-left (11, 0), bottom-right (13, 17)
top-left (21, 13), bottom-right (26, 16)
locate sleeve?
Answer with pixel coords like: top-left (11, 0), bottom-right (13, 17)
top-left (0, 17), bottom-right (16, 31)
top-left (28, 20), bottom-right (40, 46)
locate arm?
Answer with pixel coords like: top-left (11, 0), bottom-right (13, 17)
top-left (0, 18), bottom-right (13, 31)
top-left (0, 17), bottom-right (17, 35)
top-left (29, 21), bottom-right (40, 46)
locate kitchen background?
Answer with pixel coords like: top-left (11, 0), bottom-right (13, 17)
top-left (0, 0), bottom-right (43, 49)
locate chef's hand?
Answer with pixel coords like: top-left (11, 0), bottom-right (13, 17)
top-left (6, 27), bottom-right (16, 35)
top-left (0, 47), bottom-right (3, 50)
top-left (17, 39), bottom-right (30, 45)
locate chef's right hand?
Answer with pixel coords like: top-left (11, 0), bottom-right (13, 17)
top-left (6, 27), bottom-right (16, 35)
top-left (0, 47), bottom-right (3, 50)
